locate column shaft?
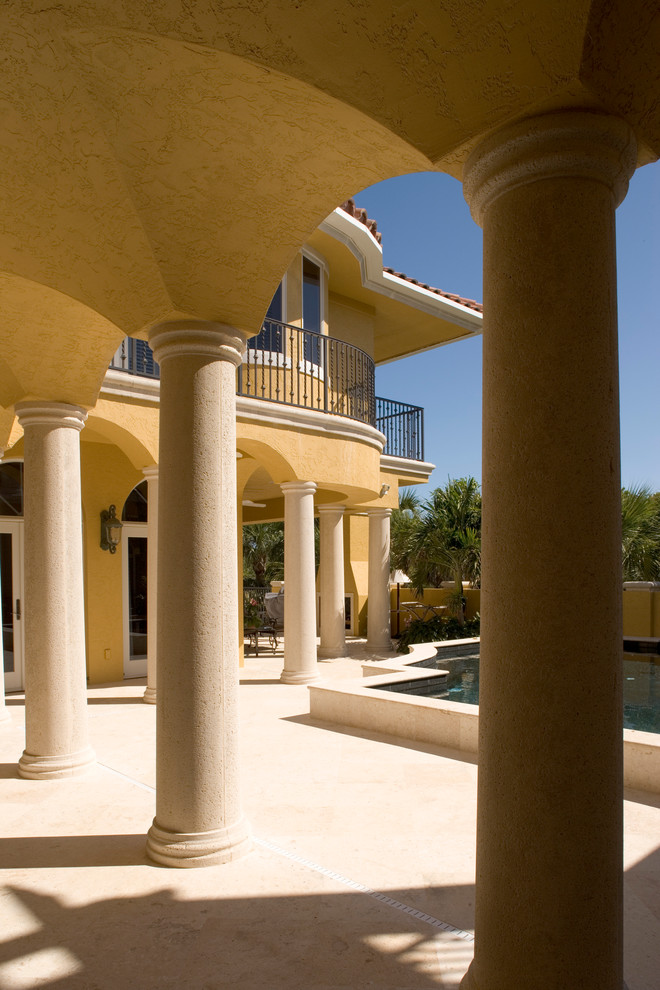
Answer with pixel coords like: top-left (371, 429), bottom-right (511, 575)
top-left (142, 466), bottom-right (158, 705)
top-left (318, 507), bottom-right (345, 659)
top-left (15, 402), bottom-right (94, 778)
top-left (366, 508), bottom-right (392, 652)
top-left (146, 321), bottom-right (250, 867)
top-left (461, 111), bottom-right (636, 990)
top-left (281, 481), bottom-right (318, 683)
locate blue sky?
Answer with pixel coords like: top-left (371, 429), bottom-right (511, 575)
top-left (358, 162), bottom-right (660, 497)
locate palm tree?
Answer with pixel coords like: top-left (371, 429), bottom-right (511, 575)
top-left (243, 522), bottom-right (285, 587)
top-left (409, 477), bottom-right (482, 624)
top-left (621, 485), bottom-right (660, 581)
top-left (390, 487), bottom-right (422, 580)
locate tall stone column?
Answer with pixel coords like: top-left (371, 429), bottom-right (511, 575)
top-left (15, 402), bottom-right (94, 778)
top-left (461, 112), bottom-right (636, 990)
top-left (142, 466), bottom-right (158, 705)
top-left (318, 506), bottom-right (345, 659)
top-left (145, 321), bottom-right (251, 867)
top-left (366, 508), bottom-right (392, 652)
top-left (281, 481), bottom-right (318, 684)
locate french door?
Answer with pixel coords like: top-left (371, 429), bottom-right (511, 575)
top-left (122, 523), bottom-right (148, 678)
top-left (1, 519), bottom-right (24, 693)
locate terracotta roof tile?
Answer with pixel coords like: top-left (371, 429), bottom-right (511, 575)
top-left (340, 199), bottom-right (382, 244)
top-left (339, 200), bottom-right (483, 315)
top-left (384, 268), bottom-right (483, 313)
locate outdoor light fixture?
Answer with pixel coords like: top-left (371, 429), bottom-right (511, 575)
top-left (379, 484), bottom-right (390, 497)
top-left (100, 504), bottom-right (123, 553)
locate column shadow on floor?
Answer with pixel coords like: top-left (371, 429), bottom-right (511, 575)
top-left (0, 881), bottom-right (475, 990)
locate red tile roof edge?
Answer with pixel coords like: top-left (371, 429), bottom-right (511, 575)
top-left (339, 200), bottom-right (483, 315)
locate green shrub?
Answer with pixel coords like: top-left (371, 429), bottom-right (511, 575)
top-left (396, 613), bottom-right (480, 654)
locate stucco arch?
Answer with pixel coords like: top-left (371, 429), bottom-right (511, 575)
top-left (0, 274), bottom-right (125, 409)
top-left (85, 403), bottom-right (158, 471)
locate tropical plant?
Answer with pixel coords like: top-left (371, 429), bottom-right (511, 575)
top-left (408, 477), bottom-right (481, 624)
top-left (242, 522), bottom-right (285, 587)
top-left (397, 613), bottom-right (481, 653)
top-left (390, 487), bottom-right (422, 580)
top-left (621, 485), bottom-right (660, 582)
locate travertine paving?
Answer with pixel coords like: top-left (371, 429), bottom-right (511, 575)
top-left (1, 642), bottom-right (659, 989)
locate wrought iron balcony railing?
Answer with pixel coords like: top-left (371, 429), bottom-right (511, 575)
top-left (237, 319), bottom-right (375, 425)
top-left (108, 324), bottom-right (425, 460)
top-left (375, 397), bottom-right (425, 462)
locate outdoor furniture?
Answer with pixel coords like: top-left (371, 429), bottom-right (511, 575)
top-left (401, 602), bottom-right (449, 623)
top-left (244, 625), bottom-right (279, 655)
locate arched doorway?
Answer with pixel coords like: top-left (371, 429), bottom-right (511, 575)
top-left (0, 461), bottom-right (25, 692)
top-left (121, 480), bottom-right (148, 679)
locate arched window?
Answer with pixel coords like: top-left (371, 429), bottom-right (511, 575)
top-left (0, 462), bottom-right (24, 516)
top-left (122, 480), bottom-right (148, 522)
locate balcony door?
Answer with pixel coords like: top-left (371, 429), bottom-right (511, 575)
top-left (0, 462), bottom-right (25, 693)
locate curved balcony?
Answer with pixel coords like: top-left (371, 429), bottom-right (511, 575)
top-left (109, 322), bottom-right (424, 460)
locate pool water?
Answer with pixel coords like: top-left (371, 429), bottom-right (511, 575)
top-left (376, 647), bottom-right (660, 734)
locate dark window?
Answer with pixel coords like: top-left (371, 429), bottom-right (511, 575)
top-left (302, 257), bottom-right (321, 363)
top-left (122, 480), bottom-right (148, 522)
top-left (250, 282), bottom-right (284, 352)
top-left (0, 463), bottom-right (23, 516)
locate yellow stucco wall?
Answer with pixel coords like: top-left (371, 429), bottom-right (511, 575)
top-left (81, 440), bottom-right (144, 684)
top-left (328, 292), bottom-right (375, 357)
top-left (344, 514), bottom-right (370, 635)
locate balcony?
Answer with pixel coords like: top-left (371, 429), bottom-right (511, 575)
top-left (109, 322), bottom-right (425, 461)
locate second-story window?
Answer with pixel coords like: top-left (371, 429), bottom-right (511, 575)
top-left (251, 281), bottom-right (284, 352)
top-left (302, 257), bottom-right (321, 364)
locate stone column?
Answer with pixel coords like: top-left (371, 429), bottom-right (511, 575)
top-left (142, 466), bottom-right (158, 705)
top-left (318, 506), bottom-right (346, 659)
top-left (145, 321), bottom-right (251, 867)
top-left (366, 508), bottom-right (392, 652)
top-left (15, 402), bottom-right (94, 778)
top-left (281, 481), bottom-right (318, 683)
top-left (461, 112), bottom-right (636, 990)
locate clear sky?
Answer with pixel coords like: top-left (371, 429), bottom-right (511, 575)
top-left (357, 162), bottom-right (660, 498)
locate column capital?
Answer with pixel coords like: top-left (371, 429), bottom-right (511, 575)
top-left (148, 320), bottom-right (247, 368)
top-left (142, 464), bottom-right (159, 481)
top-left (317, 505), bottom-right (345, 515)
top-left (366, 507), bottom-right (392, 519)
top-left (463, 111), bottom-right (637, 226)
top-left (15, 401), bottom-right (87, 432)
top-left (280, 481), bottom-right (317, 496)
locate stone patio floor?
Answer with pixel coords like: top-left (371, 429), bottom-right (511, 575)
top-left (2, 639), bottom-right (659, 989)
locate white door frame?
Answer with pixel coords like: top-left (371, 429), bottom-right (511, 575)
top-left (1, 518), bottom-right (25, 693)
top-left (122, 522), bottom-right (148, 679)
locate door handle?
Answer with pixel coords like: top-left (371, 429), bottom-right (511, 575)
top-left (15, 598), bottom-right (20, 620)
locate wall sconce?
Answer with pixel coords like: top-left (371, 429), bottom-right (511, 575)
top-left (379, 484), bottom-right (390, 498)
top-left (100, 505), bottom-right (123, 553)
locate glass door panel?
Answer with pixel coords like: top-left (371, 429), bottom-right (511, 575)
top-left (1, 522), bottom-right (24, 693)
top-left (122, 524), bottom-right (148, 678)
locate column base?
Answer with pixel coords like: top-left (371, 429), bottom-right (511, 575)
top-left (365, 640), bottom-right (393, 654)
top-left (142, 687), bottom-right (157, 705)
top-left (18, 746), bottom-right (96, 779)
top-left (146, 815), bottom-right (251, 868)
top-left (317, 646), bottom-right (346, 660)
top-left (280, 668), bottom-right (320, 685)
top-left (459, 962), bottom-right (629, 988)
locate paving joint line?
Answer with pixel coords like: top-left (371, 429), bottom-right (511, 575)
top-left (97, 761), bottom-right (473, 943)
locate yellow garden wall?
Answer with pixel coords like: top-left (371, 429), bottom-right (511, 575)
top-left (623, 588), bottom-right (660, 639)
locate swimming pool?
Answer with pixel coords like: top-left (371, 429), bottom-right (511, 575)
top-left (372, 645), bottom-right (660, 734)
